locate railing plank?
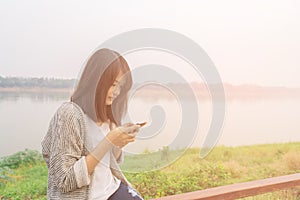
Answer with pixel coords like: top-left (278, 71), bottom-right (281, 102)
top-left (151, 173), bottom-right (300, 200)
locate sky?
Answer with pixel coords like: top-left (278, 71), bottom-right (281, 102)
top-left (0, 0), bottom-right (299, 87)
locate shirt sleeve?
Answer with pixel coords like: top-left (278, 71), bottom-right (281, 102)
top-left (73, 156), bottom-right (91, 187)
top-left (48, 109), bottom-right (90, 193)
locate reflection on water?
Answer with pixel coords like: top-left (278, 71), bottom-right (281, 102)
top-left (0, 91), bottom-right (300, 158)
top-left (0, 91), bottom-right (70, 102)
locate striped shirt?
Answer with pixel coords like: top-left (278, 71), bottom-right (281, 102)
top-left (41, 101), bottom-right (130, 199)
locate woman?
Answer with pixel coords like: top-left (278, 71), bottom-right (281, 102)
top-left (42, 48), bottom-right (143, 200)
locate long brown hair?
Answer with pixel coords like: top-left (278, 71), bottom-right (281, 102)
top-left (71, 48), bottom-right (132, 126)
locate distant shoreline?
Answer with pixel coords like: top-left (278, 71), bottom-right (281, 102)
top-left (1, 85), bottom-right (300, 100)
top-left (0, 87), bottom-right (72, 93)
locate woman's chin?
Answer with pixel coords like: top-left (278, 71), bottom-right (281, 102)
top-left (105, 100), bottom-right (113, 105)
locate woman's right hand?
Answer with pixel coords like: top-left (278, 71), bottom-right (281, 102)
top-left (86, 124), bottom-right (141, 174)
top-left (106, 124), bottom-right (140, 148)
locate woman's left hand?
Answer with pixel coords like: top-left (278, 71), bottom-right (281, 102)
top-left (122, 122), bottom-right (140, 136)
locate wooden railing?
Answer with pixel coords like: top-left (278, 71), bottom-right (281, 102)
top-left (151, 173), bottom-right (300, 200)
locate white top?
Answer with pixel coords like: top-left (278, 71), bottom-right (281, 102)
top-left (85, 114), bottom-right (121, 200)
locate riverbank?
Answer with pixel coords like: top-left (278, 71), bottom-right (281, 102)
top-left (0, 143), bottom-right (299, 199)
top-left (0, 87), bottom-right (72, 93)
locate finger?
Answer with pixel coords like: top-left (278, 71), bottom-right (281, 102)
top-left (125, 124), bottom-right (140, 133)
top-left (127, 138), bottom-right (135, 143)
top-left (118, 126), bottom-right (128, 134)
top-left (118, 125), bottom-right (140, 134)
top-left (128, 132), bottom-right (137, 137)
top-left (126, 133), bottom-right (136, 139)
top-left (124, 122), bottom-right (134, 127)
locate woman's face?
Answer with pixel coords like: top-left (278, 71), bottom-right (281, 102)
top-left (105, 72), bottom-right (124, 105)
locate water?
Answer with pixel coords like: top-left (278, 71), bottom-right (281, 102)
top-left (0, 91), bottom-right (299, 157)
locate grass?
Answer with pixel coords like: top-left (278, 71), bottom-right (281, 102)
top-left (122, 143), bottom-right (300, 199)
top-left (1, 143), bottom-right (300, 199)
top-left (1, 163), bottom-right (47, 200)
top-left (0, 149), bottom-right (47, 200)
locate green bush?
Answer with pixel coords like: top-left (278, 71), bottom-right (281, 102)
top-left (0, 149), bottom-right (43, 169)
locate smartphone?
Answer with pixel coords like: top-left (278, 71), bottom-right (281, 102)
top-left (136, 122), bottom-right (147, 127)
